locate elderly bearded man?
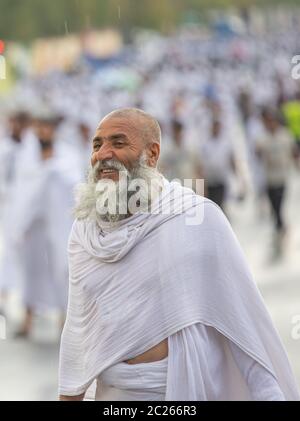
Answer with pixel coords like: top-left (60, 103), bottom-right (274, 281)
top-left (59, 108), bottom-right (299, 401)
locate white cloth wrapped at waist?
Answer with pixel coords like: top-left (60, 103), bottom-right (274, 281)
top-left (96, 356), bottom-right (168, 401)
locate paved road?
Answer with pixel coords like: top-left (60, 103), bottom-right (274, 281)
top-left (0, 172), bottom-right (299, 400)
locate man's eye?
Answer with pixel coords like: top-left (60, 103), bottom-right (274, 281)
top-left (114, 142), bottom-right (124, 147)
top-left (94, 144), bottom-right (101, 150)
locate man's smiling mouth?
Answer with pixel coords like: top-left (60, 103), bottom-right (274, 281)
top-left (101, 168), bottom-right (118, 174)
top-left (99, 168), bottom-right (119, 179)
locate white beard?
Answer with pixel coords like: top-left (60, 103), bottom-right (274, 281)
top-left (74, 152), bottom-right (164, 225)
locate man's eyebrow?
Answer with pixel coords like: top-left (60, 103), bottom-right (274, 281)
top-left (92, 133), bottom-right (128, 143)
top-left (109, 133), bottom-right (128, 141)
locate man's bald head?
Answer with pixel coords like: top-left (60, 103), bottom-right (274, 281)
top-left (99, 108), bottom-right (161, 146)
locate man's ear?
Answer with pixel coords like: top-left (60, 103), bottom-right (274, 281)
top-left (146, 142), bottom-right (160, 167)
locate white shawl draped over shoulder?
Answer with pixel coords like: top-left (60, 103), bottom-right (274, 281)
top-left (58, 178), bottom-right (299, 400)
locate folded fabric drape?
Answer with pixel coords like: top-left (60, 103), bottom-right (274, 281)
top-left (59, 178), bottom-right (299, 400)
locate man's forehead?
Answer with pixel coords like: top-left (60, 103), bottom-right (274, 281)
top-left (96, 116), bottom-right (140, 133)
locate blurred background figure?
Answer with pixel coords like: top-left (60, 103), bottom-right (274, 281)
top-left (237, 90), bottom-right (267, 216)
top-left (13, 111), bottom-right (81, 336)
top-left (77, 117), bottom-right (93, 177)
top-left (256, 107), bottom-right (296, 259)
top-left (0, 110), bottom-right (31, 316)
top-left (0, 110), bottom-right (31, 212)
top-left (1, 108), bottom-right (82, 337)
top-left (160, 119), bottom-right (203, 194)
top-left (281, 90), bottom-right (300, 165)
top-left (200, 118), bottom-right (238, 212)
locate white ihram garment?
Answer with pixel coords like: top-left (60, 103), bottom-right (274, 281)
top-left (59, 179), bottom-right (299, 400)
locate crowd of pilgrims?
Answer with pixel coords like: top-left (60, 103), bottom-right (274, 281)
top-left (0, 23), bottom-right (300, 337)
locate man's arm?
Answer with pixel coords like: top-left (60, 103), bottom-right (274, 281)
top-left (228, 340), bottom-right (285, 401)
top-left (59, 393), bottom-right (85, 401)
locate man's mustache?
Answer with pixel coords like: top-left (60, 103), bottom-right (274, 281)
top-left (95, 159), bottom-right (127, 172)
top-left (90, 153), bottom-right (148, 183)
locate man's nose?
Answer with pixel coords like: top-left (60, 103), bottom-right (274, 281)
top-left (91, 145), bottom-right (113, 166)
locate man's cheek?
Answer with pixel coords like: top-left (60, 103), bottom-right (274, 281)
top-left (91, 152), bottom-right (98, 166)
